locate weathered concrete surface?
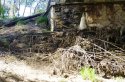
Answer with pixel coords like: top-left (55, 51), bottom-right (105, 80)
top-left (86, 4), bottom-right (125, 29)
top-left (52, 0), bottom-right (125, 31)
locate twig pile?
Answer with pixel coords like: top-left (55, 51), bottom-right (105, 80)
top-left (51, 36), bottom-right (125, 77)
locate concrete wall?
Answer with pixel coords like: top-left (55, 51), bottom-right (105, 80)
top-left (49, 1), bottom-right (125, 32)
top-left (85, 4), bottom-right (125, 29)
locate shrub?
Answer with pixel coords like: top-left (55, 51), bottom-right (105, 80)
top-left (17, 20), bottom-right (27, 25)
top-left (115, 77), bottom-right (124, 82)
top-left (0, 5), bottom-right (5, 18)
top-left (36, 16), bottom-right (48, 25)
top-left (80, 67), bottom-right (97, 82)
top-left (0, 37), bottom-right (9, 48)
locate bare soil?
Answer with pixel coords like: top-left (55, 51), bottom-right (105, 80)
top-left (0, 25), bottom-right (125, 82)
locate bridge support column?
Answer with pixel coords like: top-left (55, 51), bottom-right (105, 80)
top-left (78, 13), bottom-right (87, 30)
top-left (50, 6), bottom-right (56, 32)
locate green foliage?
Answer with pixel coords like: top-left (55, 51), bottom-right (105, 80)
top-left (13, 17), bottom-right (20, 21)
top-left (15, 17), bottom-right (23, 25)
top-left (0, 0), bottom-right (5, 18)
top-left (14, 17), bottom-right (29, 23)
top-left (0, 37), bottom-right (9, 48)
top-left (59, 79), bottom-right (66, 82)
top-left (35, 9), bottom-right (44, 14)
top-left (115, 77), bottom-right (124, 82)
top-left (17, 20), bottom-right (27, 25)
top-left (80, 67), bottom-right (97, 82)
top-left (0, 5), bottom-right (5, 18)
top-left (36, 16), bottom-right (48, 24)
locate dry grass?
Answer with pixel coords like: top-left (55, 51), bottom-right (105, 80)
top-left (0, 24), bottom-right (42, 35)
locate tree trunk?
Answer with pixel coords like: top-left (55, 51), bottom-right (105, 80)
top-left (18, 0), bottom-right (21, 17)
top-left (33, 0), bottom-right (41, 14)
top-left (23, 0), bottom-right (27, 16)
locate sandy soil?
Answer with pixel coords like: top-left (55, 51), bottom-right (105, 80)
top-left (0, 54), bottom-right (85, 82)
top-left (0, 54), bottom-right (125, 82)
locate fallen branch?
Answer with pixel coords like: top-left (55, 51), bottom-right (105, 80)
top-left (3, 13), bottom-right (44, 27)
top-left (91, 43), bottom-right (125, 62)
top-left (93, 38), bottom-right (125, 52)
